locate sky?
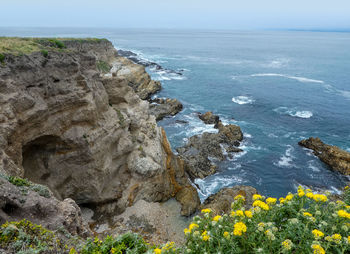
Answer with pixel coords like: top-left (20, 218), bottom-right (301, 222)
top-left (1, 0), bottom-right (350, 30)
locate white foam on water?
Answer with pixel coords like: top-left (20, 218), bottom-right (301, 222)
top-left (274, 145), bottom-right (295, 168)
top-left (274, 107), bottom-right (313, 119)
top-left (183, 114), bottom-right (218, 137)
top-left (195, 175), bottom-right (245, 201)
top-left (347, 148), bottom-right (350, 152)
top-left (232, 95), bottom-right (255, 105)
top-left (244, 133), bottom-right (252, 138)
top-left (307, 161), bottom-right (320, 172)
top-left (251, 73), bottom-right (324, 84)
top-left (264, 58), bottom-right (290, 68)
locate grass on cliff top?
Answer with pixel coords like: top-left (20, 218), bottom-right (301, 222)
top-left (0, 37), bottom-right (108, 56)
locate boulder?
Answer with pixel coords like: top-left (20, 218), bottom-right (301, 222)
top-left (149, 98), bottom-right (183, 121)
top-left (200, 186), bottom-right (258, 215)
top-left (198, 111), bottom-right (220, 125)
top-left (0, 176), bottom-right (91, 237)
top-left (299, 137), bottom-right (350, 175)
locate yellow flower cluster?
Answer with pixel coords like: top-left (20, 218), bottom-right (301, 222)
top-left (253, 194), bottom-right (263, 200)
top-left (281, 239), bottom-right (293, 250)
top-left (325, 233), bottom-right (342, 243)
top-left (154, 248), bottom-right (162, 254)
top-left (313, 194), bottom-right (328, 202)
top-left (223, 231), bottom-right (230, 239)
top-left (233, 222), bottom-right (247, 236)
top-left (201, 230), bottom-right (210, 241)
top-left (298, 187), bottom-right (305, 197)
top-left (266, 197), bottom-right (277, 205)
top-left (201, 208), bottom-right (211, 214)
top-left (338, 210), bottom-right (350, 219)
top-left (285, 194), bottom-right (294, 201)
top-left (311, 244), bottom-right (325, 254)
top-left (212, 215), bottom-right (222, 222)
top-left (253, 200), bottom-right (270, 211)
top-left (312, 229), bottom-right (324, 239)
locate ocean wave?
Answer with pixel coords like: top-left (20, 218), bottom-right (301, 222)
top-left (274, 107), bottom-right (313, 119)
top-left (195, 174), bottom-right (245, 201)
top-left (264, 58), bottom-right (290, 68)
top-left (274, 145), bottom-right (295, 168)
top-left (307, 161), bottom-right (320, 172)
top-left (182, 114), bottom-right (218, 136)
top-left (232, 95), bottom-right (255, 105)
top-left (251, 73), bottom-right (324, 84)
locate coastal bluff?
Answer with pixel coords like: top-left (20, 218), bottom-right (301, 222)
top-left (0, 38), bottom-right (200, 236)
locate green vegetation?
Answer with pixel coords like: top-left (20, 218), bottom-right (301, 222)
top-left (0, 53), bottom-right (5, 63)
top-left (96, 60), bottom-right (112, 73)
top-left (80, 233), bottom-right (149, 254)
top-left (115, 108), bottom-right (126, 126)
top-left (0, 37), bottom-right (109, 56)
top-left (1, 174), bottom-right (51, 198)
top-left (0, 219), bottom-right (79, 254)
top-left (41, 49), bottom-right (48, 58)
top-left (1, 185), bottom-right (349, 253)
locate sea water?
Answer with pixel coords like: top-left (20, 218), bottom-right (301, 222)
top-left (2, 28), bottom-right (350, 200)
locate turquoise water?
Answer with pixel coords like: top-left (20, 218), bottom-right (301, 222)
top-left (2, 28), bottom-right (350, 200)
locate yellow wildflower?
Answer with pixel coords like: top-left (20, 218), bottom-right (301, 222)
top-left (303, 212), bottom-right (313, 217)
top-left (154, 248), bottom-right (162, 254)
top-left (338, 210), bottom-right (350, 219)
top-left (201, 208), bottom-right (211, 213)
top-left (312, 229), bottom-right (324, 239)
top-left (253, 194), bottom-right (263, 200)
top-left (230, 211), bottom-right (236, 217)
top-left (236, 210), bottom-right (244, 217)
top-left (298, 189), bottom-right (305, 197)
top-left (253, 200), bottom-right (269, 210)
top-left (212, 215), bottom-right (222, 222)
top-left (184, 228), bottom-right (190, 235)
top-left (189, 223), bottom-right (199, 231)
top-left (311, 244), bottom-right (325, 254)
top-left (281, 239), bottom-right (293, 250)
top-left (202, 235), bottom-right (209, 241)
top-left (266, 197), bottom-right (277, 205)
top-left (345, 186), bottom-right (349, 190)
top-left (306, 192), bottom-right (314, 199)
top-left (279, 197), bottom-right (286, 204)
top-left (223, 231), bottom-right (230, 239)
top-left (331, 234), bottom-right (342, 243)
top-left (233, 222), bottom-right (247, 236)
top-left (313, 194), bottom-right (328, 202)
top-left (245, 210), bottom-right (253, 218)
top-left (285, 194), bottom-right (294, 201)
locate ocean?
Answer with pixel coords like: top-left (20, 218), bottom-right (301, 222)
top-left (2, 27), bottom-right (350, 200)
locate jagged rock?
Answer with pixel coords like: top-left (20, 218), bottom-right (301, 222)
top-left (0, 39), bottom-right (199, 220)
top-left (200, 186), bottom-right (258, 215)
top-left (0, 176), bottom-right (91, 237)
top-left (198, 111), bottom-right (220, 125)
top-left (299, 137), bottom-right (350, 175)
top-left (107, 55), bottom-right (161, 100)
top-left (149, 98), bottom-right (183, 121)
top-left (177, 120), bottom-right (243, 180)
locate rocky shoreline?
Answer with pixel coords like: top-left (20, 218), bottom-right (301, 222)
top-left (1, 38), bottom-right (349, 251)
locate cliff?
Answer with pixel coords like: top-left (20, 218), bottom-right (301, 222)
top-left (0, 38), bottom-right (199, 238)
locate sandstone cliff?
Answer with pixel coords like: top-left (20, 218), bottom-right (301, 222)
top-left (0, 37), bottom-right (199, 232)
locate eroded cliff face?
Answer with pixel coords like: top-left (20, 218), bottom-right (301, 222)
top-left (0, 39), bottom-right (199, 222)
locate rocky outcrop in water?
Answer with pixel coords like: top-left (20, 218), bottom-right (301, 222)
top-left (200, 186), bottom-right (258, 215)
top-left (177, 113), bottom-right (243, 180)
top-left (198, 111), bottom-right (220, 125)
top-left (0, 37), bottom-right (199, 233)
top-left (299, 137), bottom-right (350, 175)
top-left (149, 98), bottom-right (183, 121)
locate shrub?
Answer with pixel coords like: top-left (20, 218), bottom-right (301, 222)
top-left (41, 49), bottom-right (48, 58)
top-left (8, 175), bottom-right (31, 187)
top-left (183, 186), bottom-right (350, 253)
top-left (50, 39), bottom-right (66, 49)
top-left (0, 219), bottom-right (66, 253)
top-left (96, 60), bottom-right (111, 73)
top-left (80, 233), bottom-right (149, 254)
top-left (0, 53), bottom-right (4, 63)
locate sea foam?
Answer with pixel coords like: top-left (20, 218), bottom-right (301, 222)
top-left (232, 95), bottom-right (255, 105)
top-left (274, 107), bottom-right (313, 119)
top-left (251, 73), bottom-right (324, 84)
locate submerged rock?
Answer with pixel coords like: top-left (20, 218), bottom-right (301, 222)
top-left (201, 186), bottom-right (258, 215)
top-left (299, 137), bottom-right (350, 175)
top-left (149, 98), bottom-right (183, 121)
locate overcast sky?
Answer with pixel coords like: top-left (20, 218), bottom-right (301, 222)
top-left (1, 0), bottom-right (349, 30)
